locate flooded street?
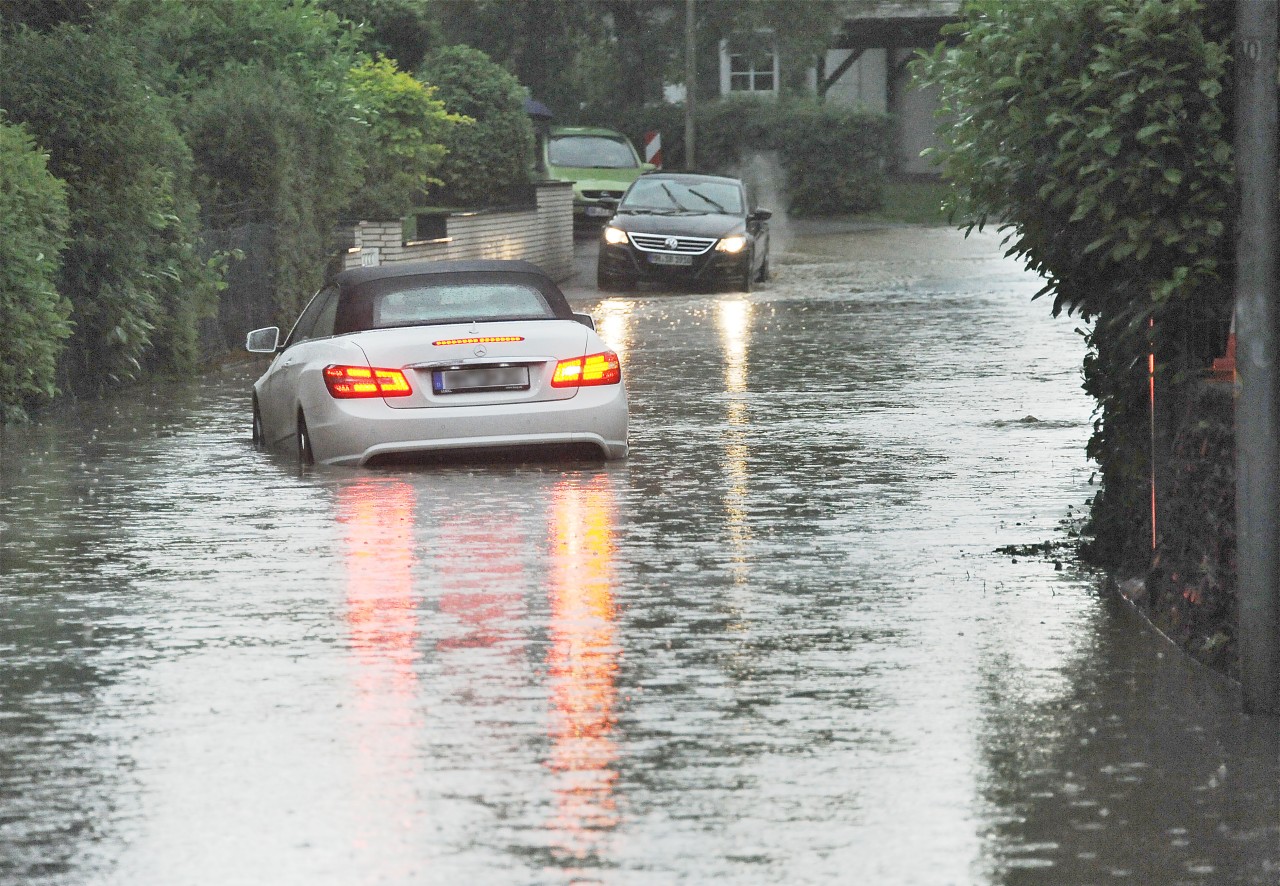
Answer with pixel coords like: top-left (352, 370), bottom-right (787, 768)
top-left (2, 225), bottom-right (1276, 884)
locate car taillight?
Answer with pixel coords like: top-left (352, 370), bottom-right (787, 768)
top-left (323, 364), bottom-right (412, 398)
top-left (551, 351), bottom-right (622, 388)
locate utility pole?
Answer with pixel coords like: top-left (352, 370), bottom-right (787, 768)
top-left (1236, 0), bottom-right (1280, 715)
top-left (685, 0), bottom-right (696, 170)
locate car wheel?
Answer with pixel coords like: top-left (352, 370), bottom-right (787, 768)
top-left (739, 256), bottom-right (754, 293)
top-left (757, 254), bottom-right (771, 283)
top-left (297, 411), bottom-right (315, 466)
top-left (252, 396), bottom-right (264, 447)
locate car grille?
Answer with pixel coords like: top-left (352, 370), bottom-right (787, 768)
top-left (582, 189), bottom-right (625, 199)
top-left (628, 233), bottom-right (716, 255)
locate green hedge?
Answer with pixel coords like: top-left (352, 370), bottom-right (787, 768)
top-left (417, 45), bottom-right (535, 208)
top-left (603, 97), bottom-right (890, 216)
top-left (0, 24), bottom-right (223, 393)
top-left (0, 117), bottom-right (71, 422)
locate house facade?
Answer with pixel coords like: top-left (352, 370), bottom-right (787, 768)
top-left (716, 1), bottom-right (962, 175)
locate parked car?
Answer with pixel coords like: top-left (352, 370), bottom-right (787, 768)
top-left (596, 172), bottom-right (771, 292)
top-left (542, 126), bottom-right (652, 225)
top-left (245, 260), bottom-right (628, 466)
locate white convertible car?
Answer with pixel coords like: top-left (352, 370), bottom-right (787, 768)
top-left (245, 260), bottom-right (628, 466)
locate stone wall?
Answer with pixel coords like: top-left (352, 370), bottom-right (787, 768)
top-left (338, 181), bottom-right (575, 281)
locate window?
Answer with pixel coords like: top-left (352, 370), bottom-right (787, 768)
top-left (286, 286), bottom-right (339, 347)
top-left (374, 284), bottom-right (550, 327)
top-left (722, 34), bottom-right (778, 95)
top-left (548, 135), bottom-right (639, 169)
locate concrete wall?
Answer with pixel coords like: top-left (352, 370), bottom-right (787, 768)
top-left (338, 181), bottom-right (575, 281)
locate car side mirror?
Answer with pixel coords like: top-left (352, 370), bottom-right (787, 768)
top-left (751, 208), bottom-right (773, 222)
top-left (246, 326), bottom-right (280, 353)
top-left (572, 312), bottom-right (597, 331)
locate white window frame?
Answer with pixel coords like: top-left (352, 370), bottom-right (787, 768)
top-left (719, 33), bottom-right (779, 96)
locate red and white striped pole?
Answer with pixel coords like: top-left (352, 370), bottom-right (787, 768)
top-left (643, 130), bottom-right (662, 168)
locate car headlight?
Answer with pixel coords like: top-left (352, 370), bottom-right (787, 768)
top-left (603, 226), bottom-right (629, 245)
top-left (716, 235), bottom-right (747, 253)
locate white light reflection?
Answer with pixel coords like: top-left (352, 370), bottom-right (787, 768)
top-left (718, 298), bottom-right (753, 583)
top-left (593, 299), bottom-right (634, 365)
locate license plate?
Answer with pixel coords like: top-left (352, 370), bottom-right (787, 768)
top-left (649, 253), bottom-right (693, 266)
top-left (585, 206), bottom-right (613, 217)
top-left (433, 365), bottom-right (530, 394)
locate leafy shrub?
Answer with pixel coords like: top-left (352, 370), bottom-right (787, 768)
top-left (119, 0), bottom-right (367, 324)
top-left (772, 102), bottom-right (890, 215)
top-left (916, 0), bottom-right (1234, 568)
top-left (0, 23), bottom-right (223, 392)
top-left (0, 116), bottom-right (71, 421)
top-left (346, 56), bottom-right (462, 219)
top-left (416, 45), bottom-right (534, 208)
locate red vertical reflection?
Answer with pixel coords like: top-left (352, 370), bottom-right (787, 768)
top-left (436, 520), bottom-right (528, 657)
top-left (341, 477), bottom-right (420, 690)
top-left (339, 477), bottom-right (421, 857)
top-left (545, 475), bottom-right (620, 860)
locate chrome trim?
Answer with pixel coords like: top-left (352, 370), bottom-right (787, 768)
top-left (628, 232), bottom-right (716, 255)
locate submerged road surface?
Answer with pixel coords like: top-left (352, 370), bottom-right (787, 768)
top-left (1, 226), bottom-right (1276, 884)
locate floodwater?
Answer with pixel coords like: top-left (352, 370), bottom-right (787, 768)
top-left (1, 225), bottom-right (1276, 885)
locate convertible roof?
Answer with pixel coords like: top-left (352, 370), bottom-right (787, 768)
top-left (333, 259), bottom-right (553, 288)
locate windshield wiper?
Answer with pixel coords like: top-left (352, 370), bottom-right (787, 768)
top-left (686, 188), bottom-right (727, 213)
top-left (660, 183), bottom-right (690, 212)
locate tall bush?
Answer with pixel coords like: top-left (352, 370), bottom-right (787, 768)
top-left (416, 45), bottom-right (534, 208)
top-left (117, 0), bottom-right (367, 325)
top-left (916, 0), bottom-right (1235, 567)
top-left (0, 117), bottom-right (71, 422)
top-left (0, 24), bottom-right (223, 392)
top-left (346, 56), bottom-right (463, 219)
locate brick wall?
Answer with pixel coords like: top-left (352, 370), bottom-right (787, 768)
top-left (339, 181), bottom-right (575, 281)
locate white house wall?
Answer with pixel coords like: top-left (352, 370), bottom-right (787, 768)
top-left (893, 49), bottom-right (945, 176)
top-left (822, 48), bottom-right (888, 113)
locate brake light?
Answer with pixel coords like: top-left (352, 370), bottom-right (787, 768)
top-left (552, 351), bottom-right (622, 388)
top-left (433, 336), bottom-right (525, 346)
top-left (323, 364), bottom-right (412, 398)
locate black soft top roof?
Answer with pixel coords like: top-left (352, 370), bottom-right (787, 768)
top-left (333, 259), bottom-right (555, 289)
top-left (332, 259), bottom-right (574, 328)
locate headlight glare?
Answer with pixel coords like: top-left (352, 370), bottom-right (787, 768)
top-left (717, 235), bottom-right (747, 254)
top-left (603, 226), bottom-right (629, 245)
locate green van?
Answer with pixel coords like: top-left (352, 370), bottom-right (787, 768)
top-left (542, 126), bottom-right (654, 225)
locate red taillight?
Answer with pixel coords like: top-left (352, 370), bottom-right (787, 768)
top-left (323, 364), bottom-right (412, 398)
top-left (552, 351), bottom-right (622, 388)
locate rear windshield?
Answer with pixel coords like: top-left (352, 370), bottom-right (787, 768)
top-left (336, 281), bottom-right (559, 333)
top-left (548, 135), bottom-right (638, 169)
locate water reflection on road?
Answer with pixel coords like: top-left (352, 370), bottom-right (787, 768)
top-left (0, 226), bottom-right (1275, 884)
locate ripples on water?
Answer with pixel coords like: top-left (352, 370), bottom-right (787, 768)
top-left (0, 228), bottom-right (1275, 885)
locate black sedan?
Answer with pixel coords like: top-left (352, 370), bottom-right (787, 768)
top-left (596, 172), bottom-right (771, 292)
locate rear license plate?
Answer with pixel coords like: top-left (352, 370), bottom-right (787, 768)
top-left (433, 365), bottom-right (530, 394)
top-left (649, 253), bottom-right (693, 266)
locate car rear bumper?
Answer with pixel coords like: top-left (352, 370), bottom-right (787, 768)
top-left (307, 385), bottom-right (629, 466)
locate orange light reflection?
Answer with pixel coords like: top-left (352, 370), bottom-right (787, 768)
top-left (545, 475), bottom-right (621, 861)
